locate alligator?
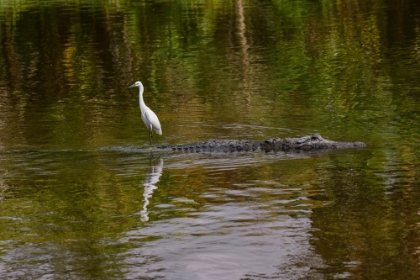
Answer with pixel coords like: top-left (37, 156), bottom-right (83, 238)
top-left (157, 134), bottom-right (366, 153)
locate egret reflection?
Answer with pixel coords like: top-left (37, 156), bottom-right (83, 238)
top-left (140, 158), bottom-right (164, 221)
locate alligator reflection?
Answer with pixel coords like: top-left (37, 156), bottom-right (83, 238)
top-left (140, 158), bottom-right (164, 222)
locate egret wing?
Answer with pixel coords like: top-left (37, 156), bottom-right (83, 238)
top-left (143, 108), bottom-right (162, 135)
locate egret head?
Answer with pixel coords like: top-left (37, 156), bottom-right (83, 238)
top-left (129, 81), bottom-right (142, 88)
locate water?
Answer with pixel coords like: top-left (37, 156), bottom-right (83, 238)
top-left (1, 0), bottom-right (420, 279)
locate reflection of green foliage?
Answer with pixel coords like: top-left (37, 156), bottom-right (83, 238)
top-left (1, 0), bottom-right (417, 145)
top-left (1, 0), bottom-right (420, 277)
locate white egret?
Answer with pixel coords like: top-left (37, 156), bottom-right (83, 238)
top-left (129, 81), bottom-right (162, 148)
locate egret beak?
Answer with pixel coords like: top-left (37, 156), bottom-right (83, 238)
top-left (128, 83), bottom-right (137, 88)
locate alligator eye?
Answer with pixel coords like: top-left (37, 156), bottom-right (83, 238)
top-left (311, 136), bottom-right (318, 140)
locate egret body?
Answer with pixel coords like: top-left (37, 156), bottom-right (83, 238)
top-left (129, 81), bottom-right (162, 148)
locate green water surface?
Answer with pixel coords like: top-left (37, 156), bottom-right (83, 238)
top-left (1, 0), bottom-right (420, 279)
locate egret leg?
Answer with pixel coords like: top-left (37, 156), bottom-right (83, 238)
top-left (149, 130), bottom-right (153, 150)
